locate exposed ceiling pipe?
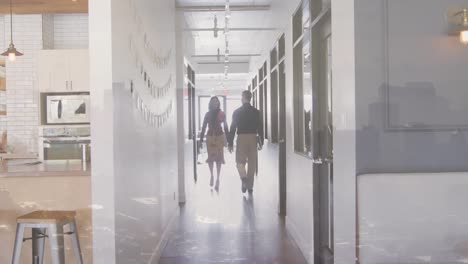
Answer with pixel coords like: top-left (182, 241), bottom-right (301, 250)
top-left (176, 5), bottom-right (271, 12)
top-left (184, 27), bottom-right (277, 32)
top-left (192, 54), bottom-right (261, 58)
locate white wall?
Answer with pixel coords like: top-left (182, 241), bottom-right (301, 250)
top-left (90, 0), bottom-right (179, 263)
top-left (5, 15), bottom-right (43, 154)
top-left (358, 173), bottom-right (468, 263)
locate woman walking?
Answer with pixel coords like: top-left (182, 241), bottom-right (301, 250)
top-left (200, 96), bottom-right (229, 191)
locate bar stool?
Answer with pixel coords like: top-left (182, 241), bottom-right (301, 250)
top-left (11, 211), bottom-right (83, 264)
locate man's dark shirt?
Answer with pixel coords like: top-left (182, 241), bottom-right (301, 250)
top-left (228, 103), bottom-right (264, 147)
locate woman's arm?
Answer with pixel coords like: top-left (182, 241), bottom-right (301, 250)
top-left (200, 113), bottom-right (208, 143)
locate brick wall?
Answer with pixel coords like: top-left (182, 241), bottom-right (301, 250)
top-left (0, 17), bottom-right (5, 138)
top-left (5, 15), bottom-right (42, 153)
top-left (0, 14), bottom-right (89, 154)
top-left (54, 14), bottom-right (89, 49)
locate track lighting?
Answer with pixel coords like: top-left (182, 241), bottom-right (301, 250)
top-left (213, 15), bottom-right (218, 38)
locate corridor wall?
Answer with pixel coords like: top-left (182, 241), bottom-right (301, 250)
top-left (90, 0), bottom-right (179, 263)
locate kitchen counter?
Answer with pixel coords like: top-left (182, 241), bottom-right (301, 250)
top-left (0, 159), bottom-right (90, 177)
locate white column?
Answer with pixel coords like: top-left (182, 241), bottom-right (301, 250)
top-left (332, 0), bottom-right (357, 263)
top-left (89, 0), bottom-right (116, 262)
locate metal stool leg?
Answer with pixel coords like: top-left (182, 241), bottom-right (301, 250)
top-left (32, 228), bottom-right (46, 264)
top-left (70, 220), bottom-right (83, 264)
top-left (48, 224), bottom-right (65, 264)
top-left (11, 223), bottom-right (25, 264)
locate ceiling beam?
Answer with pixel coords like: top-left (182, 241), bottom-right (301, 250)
top-left (177, 5), bottom-right (270, 12)
top-left (0, 0), bottom-right (88, 14)
top-left (184, 27), bottom-right (277, 32)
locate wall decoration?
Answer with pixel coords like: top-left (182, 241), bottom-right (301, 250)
top-left (130, 83), bottom-right (173, 129)
top-left (125, 0), bottom-right (175, 129)
top-left (127, 0), bottom-right (172, 70)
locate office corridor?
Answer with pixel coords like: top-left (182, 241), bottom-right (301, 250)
top-left (159, 155), bottom-right (308, 264)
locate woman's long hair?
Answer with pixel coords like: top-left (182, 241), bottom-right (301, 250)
top-left (208, 96), bottom-right (221, 127)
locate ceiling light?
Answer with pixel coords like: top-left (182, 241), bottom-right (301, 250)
top-left (461, 30), bottom-right (468, 44)
top-left (2, 0), bottom-right (23, 62)
top-left (461, 9), bottom-right (468, 44)
top-left (448, 8), bottom-right (468, 44)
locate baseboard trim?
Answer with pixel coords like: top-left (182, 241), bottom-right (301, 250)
top-left (147, 206), bottom-right (179, 264)
top-left (286, 216), bottom-right (313, 264)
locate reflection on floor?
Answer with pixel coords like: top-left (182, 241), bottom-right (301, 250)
top-left (160, 154), bottom-right (307, 264)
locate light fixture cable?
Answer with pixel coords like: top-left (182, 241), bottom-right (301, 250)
top-left (2, 0), bottom-right (23, 61)
top-left (9, 0), bottom-right (12, 44)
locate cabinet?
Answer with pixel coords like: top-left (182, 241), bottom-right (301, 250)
top-left (37, 50), bottom-right (89, 92)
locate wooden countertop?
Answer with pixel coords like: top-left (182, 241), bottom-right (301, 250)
top-left (0, 159), bottom-right (90, 177)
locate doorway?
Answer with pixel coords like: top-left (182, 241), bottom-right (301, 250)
top-left (311, 5), bottom-right (333, 264)
top-left (186, 64), bottom-right (197, 182)
top-left (270, 34), bottom-right (287, 216)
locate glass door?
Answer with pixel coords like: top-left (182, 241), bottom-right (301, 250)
top-left (310, 4), bottom-right (333, 263)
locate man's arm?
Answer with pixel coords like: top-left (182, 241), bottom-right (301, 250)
top-left (257, 110), bottom-right (264, 147)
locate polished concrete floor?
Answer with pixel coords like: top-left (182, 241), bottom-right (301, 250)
top-left (159, 154), bottom-right (308, 264)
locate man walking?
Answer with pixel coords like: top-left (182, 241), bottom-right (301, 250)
top-left (228, 90), bottom-right (264, 194)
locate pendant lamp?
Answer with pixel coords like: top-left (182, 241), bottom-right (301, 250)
top-left (1, 0), bottom-right (23, 61)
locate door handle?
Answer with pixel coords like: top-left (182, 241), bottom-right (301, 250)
top-left (313, 158), bottom-right (323, 165)
top-left (313, 157), bottom-right (333, 165)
